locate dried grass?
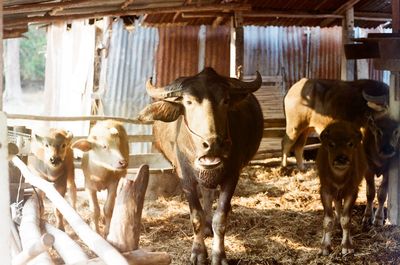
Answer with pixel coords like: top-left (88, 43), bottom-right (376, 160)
top-left (43, 158), bottom-right (400, 264)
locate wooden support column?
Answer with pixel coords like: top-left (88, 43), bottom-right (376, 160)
top-left (388, 0), bottom-right (400, 225)
top-left (230, 12), bottom-right (244, 79)
top-left (0, 1), bottom-right (11, 261)
top-left (341, 7), bottom-right (355, 81)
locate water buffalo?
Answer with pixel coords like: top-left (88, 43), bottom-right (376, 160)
top-left (362, 115), bottom-right (400, 227)
top-left (29, 128), bottom-right (76, 231)
top-left (72, 120), bottom-right (129, 236)
top-left (138, 67), bottom-right (263, 265)
top-left (317, 121), bottom-right (366, 255)
top-left (282, 78), bottom-right (388, 170)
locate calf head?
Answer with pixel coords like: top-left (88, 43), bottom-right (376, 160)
top-left (34, 129), bottom-right (73, 168)
top-left (72, 121), bottom-right (129, 172)
top-left (138, 67), bottom-right (261, 188)
top-left (320, 121), bottom-right (362, 177)
top-left (367, 116), bottom-right (400, 159)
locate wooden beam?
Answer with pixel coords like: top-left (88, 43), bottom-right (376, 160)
top-left (3, 0), bottom-right (94, 15)
top-left (320, 0), bottom-right (360, 27)
top-left (393, 0), bottom-right (400, 32)
top-left (341, 7), bottom-right (355, 81)
top-left (121, 0), bottom-right (135, 10)
top-left (4, 3), bottom-right (251, 27)
top-left (243, 10), bottom-right (343, 19)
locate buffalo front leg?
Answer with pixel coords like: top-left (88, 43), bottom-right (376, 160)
top-left (362, 171), bottom-right (375, 228)
top-left (87, 188), bottom-right (100, 233)
top-left (292, 129), bottom-right (312, 171)
top-left (185, 185), bottom-right (207, 265)
top-left (341, 193), bottom-right (357, 255)
top-left (200, 186), bottom-right (216, 237)
top-left (54, 184), bottom-right (67, 231)
top-left (374, 173), bottom-right (388, 226)
top-left (104, 181), bottom-right (118, 237)
top-left (211, 176), bottom-right (238, 265)
top-left (320, 191), bottom-right (334, 256)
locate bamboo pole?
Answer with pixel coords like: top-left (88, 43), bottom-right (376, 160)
top-left (12, 156), bottom-right (129, 265)
top-left (18, 196), bottom-right (54, 265)
top-left (45, 223), bottom-right (89, 264)
top-left (6, 113), bottom-right (153, 125)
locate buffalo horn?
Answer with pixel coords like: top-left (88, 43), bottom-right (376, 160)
top-left (228, 71), bottom-right (262, 93)
top-left (146, 77), bottom-right (183, 99)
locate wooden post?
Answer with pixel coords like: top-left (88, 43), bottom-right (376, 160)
top-left (45, 223), bottom-right (89, 264)
top-left (0, 115), bottom-right (11, 263)
top-left (230, 12), bottom-right (244, 78)
top-left (198, 25), bottom-right (206, 72)
top-left (388, 0), bottom-right (400, 225)
top-left (107, 165), bottom-right (149, 252)
top-left (12, 156), bottom-right (129, 265)
top-left (341, 7), bottom-right (355, 81)
top-left (19, 196), bottom-right (54, 265)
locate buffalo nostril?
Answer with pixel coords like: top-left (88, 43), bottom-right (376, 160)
top-left (119, 160), bottom-right (127, 168)
top-left (203, 142), bottom-right (209, 149)
top-left (382, 145), bottom-right (394, 154)
top-left (50, 157), bottom-right (55, 163)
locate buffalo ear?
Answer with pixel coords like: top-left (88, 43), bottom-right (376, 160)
top-left (320, 129), bottom-right (330, 143)
top-left (71, 139), bottom-right (93, 152)
top-left (34, 134), bottom-right (44, 144)
top-left (138, 101), bottom-right (183, 122)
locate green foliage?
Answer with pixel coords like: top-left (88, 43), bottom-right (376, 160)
top-left (20, 26), bottom-right (46, 81)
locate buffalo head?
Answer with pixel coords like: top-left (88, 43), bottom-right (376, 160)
top-left (138, 67), bottom-right (261, 187)
top-left (367, 116), bottom-right (400, 159)
top-left (320, 121), bottom-right (362, 177)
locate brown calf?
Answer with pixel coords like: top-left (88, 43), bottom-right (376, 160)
top-left (29, 128), bottom-right (76, 230)
top-left (362, 116), bottom-right (400, 227)
top-left (317, 121), bottom-right (366, 255)
top-left (72, 120), bottom-right (129, 236)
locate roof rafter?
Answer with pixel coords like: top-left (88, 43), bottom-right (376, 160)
top-left (320, 0), bottom-right (361, 27)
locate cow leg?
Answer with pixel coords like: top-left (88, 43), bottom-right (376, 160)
top-left (333, 199), bottom-right (342, 228)
top-left (341, 193), bottom-right (357, 255)
top-left (87, 188), bottom-right (100, 233)
top-left (211, 175), bottom-right (238, 265)
top-left (292, 129), bottom-right (311, 171)
top-left (103, 181), bottom-right (118, 237)
top-left (374, 173), bottom-right (388, 226)
top-left (200, 186), bottom-right (216, 237)
top-left (363, 171), bottom-right (375, 228)
top-left (54, 184), bottom-right (67, 231)
top-left (282, 126), bottom-right (307, 169)
top-left (67, 171), bottom-right (77, 210)
top-left (320, 191), bottom-right (334, 256)
top-left (184, 184), bottom-right (207, 265)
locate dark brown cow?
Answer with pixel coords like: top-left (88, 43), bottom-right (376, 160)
top-left (282, 78), bottom-right (388, 170)
top-left (362, 116), bottom-right (400, 227)
top-left (317, 121), bottom-right (366, 255)
top-left (72, 120), bottom-right (129, 236)
top-left (29, 128), bottom-right (76, 231)
top-left (138, 67), bottom-right (263, 265)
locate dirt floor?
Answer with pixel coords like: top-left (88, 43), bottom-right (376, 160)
top-left (44, 158), bottom-right (400, 265)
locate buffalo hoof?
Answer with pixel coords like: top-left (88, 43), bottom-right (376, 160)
top-left (211, 253), bottom-right (228, 265)
top-left (341, 247), bottom-right (354, 256)
top-left (319, 245), bottom-right (331, 256)
top-left (361, 216), bottom-right (372, 230)
top-left (190, 244), bottom-right (208, 265)
top-left (373, 217), bottom-right (384, 226)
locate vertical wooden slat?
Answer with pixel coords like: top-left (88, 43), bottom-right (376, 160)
top-left (0, 1), bottom-right (11, 263)
top-left (388, 0), bottom-right (400, 225)
top-left (341, 7), bottom-right (355, 81)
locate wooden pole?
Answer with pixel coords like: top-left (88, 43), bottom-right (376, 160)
top-left (12, 233), bottom-right (55, 265)
top-left (230, 12), bottom-right (244, 78)
top-left (107, 165), bottom-right (149, 252)
top-left (388, 0), bottom-right (400, 225)
top-left (18, 196), bottom-right (54, 265)
top-left (341, 7), bottom-right (355, 81)
top-left (12, 156), bottom-right (129, 265)
top-left (45, 223), bottom-right (89, 264)
top-left (0, 115), bottom-right (11, 263)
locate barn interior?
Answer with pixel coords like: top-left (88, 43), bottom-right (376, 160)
top-left (2, 0), bottom-right (400, 264)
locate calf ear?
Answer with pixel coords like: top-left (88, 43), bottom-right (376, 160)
top-left (138, 101), bottom-right (183, 122)
top-left (71, 139), bottom-right (93, 152)
top-left (34, 134), bottom-right (44, 144)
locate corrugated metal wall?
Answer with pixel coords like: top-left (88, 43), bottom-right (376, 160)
top-left (156, 26), bottom-right (199, 86)
top-left (204, 25), bottom-right (230, 76)
top-left (99, 19), bottom-right (158, 153)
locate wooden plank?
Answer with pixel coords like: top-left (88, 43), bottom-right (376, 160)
top-left (341, 7), bottom-right (355, 81)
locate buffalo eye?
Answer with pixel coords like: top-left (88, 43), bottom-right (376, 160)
top-left (347, 141), bottom-right (355, 148)
top-left (62, 143), bottom-right (66, 148)
top-left (45, 143), bottom-right (49, 148)
top-left (103, 144), bottom-right (108, 149)
top-left (185, 100), bottom-right (192, 105)
top-left (394, 129), bottom-right (399, 137)
top-left (328, 141), bottom-right (336, 148)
